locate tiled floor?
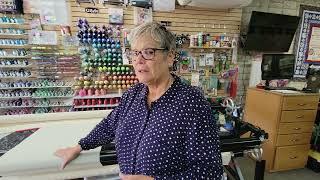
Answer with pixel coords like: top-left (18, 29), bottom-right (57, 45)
top-left (237, 157), bottom-right (320, 180)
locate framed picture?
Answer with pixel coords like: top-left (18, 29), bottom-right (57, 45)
top-left (305, 23), bottom-right (320, 63)
top-left (294, 7), bottom-right (320, 77)
top-left (133, 7), bottom-right (152, 25)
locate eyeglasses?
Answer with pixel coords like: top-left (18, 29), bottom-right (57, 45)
top-left (129, 48), bottom-right (168, 61)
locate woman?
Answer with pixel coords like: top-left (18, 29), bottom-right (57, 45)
top-left (55, 22), bottom-right (223, 180)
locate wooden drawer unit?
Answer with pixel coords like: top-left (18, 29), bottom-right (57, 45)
top-left (278, 122), bottom-right (314, 134)
top-left (244, 88), bottom-right (319, 172)
top-left (276, 133), bottom-right (312, 146)
top-left (274, 145), bottom-right (309, 170)
top-left (280, 110), bottom-right (317, 123)
top-left (282, 96), bottom-right (318, 110)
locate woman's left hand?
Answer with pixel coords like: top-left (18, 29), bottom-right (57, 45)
top-left (120, 174), bottom-right (154, 180)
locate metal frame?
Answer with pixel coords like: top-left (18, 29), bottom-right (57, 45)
top-left (100, 120), bottom-right (268, 180)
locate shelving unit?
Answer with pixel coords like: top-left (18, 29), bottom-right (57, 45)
top-left (175, 43), bottom-right (238, 98)
top-left (0, 17), bottom-right (32, 85)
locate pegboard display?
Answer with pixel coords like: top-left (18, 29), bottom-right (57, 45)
top-left (0, 1), bottom-right (242, 116)
top-left (69, 0), bottom-right (242, 99)
top-left (73, 18), bottom-right (136, 111)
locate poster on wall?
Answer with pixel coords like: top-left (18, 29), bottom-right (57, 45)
top-left (295, 10), bottom-right (320, 77)
top-left (28, 30), bottom-right (57, 45)
top-left (23, 0), bottom-right (40, 14)
top-left (30, 18), bottom-right (42, 30)
top-left (153, 0), bottom-right (175, 12)
top-left (23, 0), bottom-right (69, 25)
top-left (305, 24), bottom-right (320, 63)
top-left (133, 7), bottom-right (152, 25)
top-left (39, 0), bottom-right (69, 25)
top-left (108, 8), bottom-right (124, 24)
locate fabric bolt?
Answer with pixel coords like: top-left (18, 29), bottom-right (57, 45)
top-left (79, 74), bottom-right (223, 179)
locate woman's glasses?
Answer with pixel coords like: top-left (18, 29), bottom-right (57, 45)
top-left (129, 48), bottom-right (168, 61)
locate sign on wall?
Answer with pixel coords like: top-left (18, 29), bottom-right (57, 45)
top-left (85, 7), bottom-right (99, 14)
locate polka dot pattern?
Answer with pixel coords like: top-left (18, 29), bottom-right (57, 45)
top-left (79, 74), bottom-right (223, 179)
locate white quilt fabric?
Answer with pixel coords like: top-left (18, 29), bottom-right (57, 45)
top-left (0, 120), bottom-right (119, 179)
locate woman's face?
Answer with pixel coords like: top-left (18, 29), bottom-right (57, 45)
top-left (131, 35), bottom-right (174, 85)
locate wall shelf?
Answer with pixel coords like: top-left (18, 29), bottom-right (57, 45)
top-left (0, 76), bottom-right (32, 80)
top-left (32, 96), bottom-right (74, 99)
top-left (0, 86), bottom-right (73, 90)
top-left (0, 56), bottom-right (30, 59)
top-left (0, 104), bottom-right (73, 109)
top-left (0, 96), bottom-right (32, 100)
top-left (73, 104), bottom-right (118, 109)
top-left (188, 46), bottom-right (233, 49)
top-left (73, 93), bottom-right (122, 99)
top-left (0, 65), bottom-right (32, 68)
top-left (0, 34), bottom-right (28, 39)
top-left (0, 45), bottom-right (30, 49)
top-left (0, 23), bottom-right (28, 29)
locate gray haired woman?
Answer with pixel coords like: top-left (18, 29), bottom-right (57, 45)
top-left (55, 22), bottom-right (223, 180)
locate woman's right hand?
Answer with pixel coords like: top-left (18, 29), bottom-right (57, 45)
top-left (54, 144), bottom-right (82, 169)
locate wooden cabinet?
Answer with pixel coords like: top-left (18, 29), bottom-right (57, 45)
top-left (244, 88), bottom-right (319, 172)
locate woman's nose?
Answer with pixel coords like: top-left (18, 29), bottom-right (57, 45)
top-left (135, 53), bottom-right (146, 64)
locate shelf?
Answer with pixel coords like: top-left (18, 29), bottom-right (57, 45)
top-left (0, 86), bottom-right (73, 90)
top-left (0, 34), bottom-right (28, 39)
top-left (32, 96), bottom-right (74, 99)
top-left (0, 106), bottom-right (32, 109)
top-left (0, 104), bottom-right (73, 109)
top-left (0, 65), bottom-right (32, 68)
top-left (34, 105), bottom-right (73, 108)
top-left (188, 46), bottom-right (233, 49)
top-left (0, 23), bottom-right (25, 25)
top-left (73, 104), bottom-right (119, 109)
top-left (0, 96), bottom-right (73, 100)
top-left (0, 76), bottom-right (32, 80)
top-left (0, 45), bottom-right (30, 49)
top-left (179, 72), bottom-right (219, 76)
top-left (73, 93), bottom-right (122, 99)
top-left (0, 56), bottom-right (30, 59)
top-left (0, 96), bottom-right (32, 100)
top-left (0, 23), bottom-right (28, 29)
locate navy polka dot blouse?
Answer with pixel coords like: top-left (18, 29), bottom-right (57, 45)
top-left (79, 74), bottom-right (223, 179)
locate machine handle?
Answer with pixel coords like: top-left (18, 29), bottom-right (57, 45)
top-left (294, 127), bottom-right (301, 130)
top-left (297, 103), bottom-right (306, 106)
top-left (290, 156), bottom-right (298, 159)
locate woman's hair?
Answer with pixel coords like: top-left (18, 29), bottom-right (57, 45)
top-left (129, 22), bottom-right (176, 51)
